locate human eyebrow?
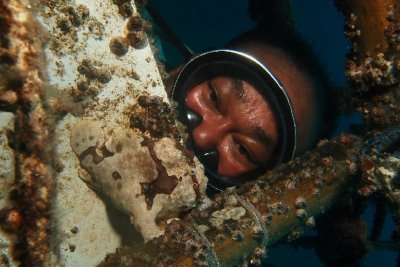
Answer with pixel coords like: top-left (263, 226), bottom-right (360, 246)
top-left (231, 78), bottom-right (245, 101)
top-left (252, 124), bottom-right (273, 148)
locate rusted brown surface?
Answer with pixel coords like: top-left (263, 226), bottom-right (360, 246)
top-left (336, 0), bottom-right (400, 131)
top-left (338, 0), bottom-right (400, 265)
top-left (0, 1), bottom-right (55, 266)
top-left (99, 135), bottom-right (362, 267)
top-left (336, 0), bottom-right (398, 57)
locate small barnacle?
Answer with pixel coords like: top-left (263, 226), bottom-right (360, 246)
top-left (97, 68), bottom-right (112, 84)
top-left (212, 207), bottom-right (246, 221)
top-left (339, 134), bottom-right (353, 144)
top-left (193, 259), bottom-right (208, 267)
top-left (184, 239), bottom-right (198, 251)
top-left (215, 233), bottom-right (226, 242)
top-left (209, 217), bottom-right (223, 228)
top-left (374, 53), bottom-right (389, 68)
top-left (112, 171), bottom-right (122, 180)
top-left (198, 224), bottom-right (209, 234)
top-left (199, 210), bottom-right (209, 218)
top-left (126, 31), bottom-right (147, 49)
top-left (305, 216), bottom-right (315, 227)
top-left (70, 226), bottom-right (79, 234)
top-left (129, 114), bottom-right (145, 131)
top-left (287, 227), bottom-right (303, 242)
top-left (314, 178), bottom-right (323, 188)
top-left (118, 2), bottom-right (133, 18)
top-left (295, 197), bottom-right (307, 209)
top-left (126, 13), bottom-right (144, 31)
top-left (57, 17), bottom-right (72, 33)
top-left (76, 4), bottom-right (90, 19)
top-left (285, 178), bottom-right (298, 190)
top-left (197, 197), bottom-right (212, 211)
top-left (87, 20), bottom-right (105, 39)
top-left (268, 201), bottom-right (289, 215)
top-left (350, 13), bottom-right (357, 22)
top-left (348, 160), bottom-right (358, 174)
top-left (0, 208), bottom-right (22, 233)
top-left (253, 247), bottom-right (267, 258)
top-left (261, 214), bottom-right (273, 225)
top-left (69, 244), bottom-right (76, 252)
top-left (251, 224), bottom-right (263, 239)
top-left (387, 8), bottom-right (395, 22)
top-left (193, 248), bottom-right (206, 260)
top-left (224, 225), bottom-right (233, 235)
top-left (76, 79), bottom-right (89, 92)
top-left (232, 229), bottom-right (244, 241)
top-left (301, 167), bottom-right (311, 178)
top-left (250, 196), bottom-right (259, 204)
top-left (312, 188), bottom-right (320, 195)
top-left (321, 156), bottom-right (333, 167)
top-left (87, 86), bottom-right (100, 96)
top-left (109, 36), bottom-right (129, 56)
top-left (296, 208), bottom-right (307, 219)
top-left (66, 6), bottom-right (82, 26)
top-left (53, 159), bottom-right (65, 173)
top-left (0, 90), bottom-right (18, 108)
top-left (250, 247), bottom-right (267, 266)
top-left (77, 59), bottom-right (98, 79)
top-left (224, 194), bottom-right (237, 206)
top-left (249, 257), bottom-right (261, 266)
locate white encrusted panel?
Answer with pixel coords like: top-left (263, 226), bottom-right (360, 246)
top-left (0, 112), bottom-right (18, 266)
top-left (35, 0), bottom-right (166, 266)
top-left (0, 112), bottom-right (14, 207)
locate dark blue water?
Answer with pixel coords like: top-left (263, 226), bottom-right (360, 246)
top-left (150, 0), bottom-right (397, 266)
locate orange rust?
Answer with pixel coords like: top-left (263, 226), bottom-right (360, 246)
top-left (99, 135), bottom-right (363, 267)
top-left (339, 134), bottom-right (354, 144)
top-left (337, 0), bottom-right (399, 56)
top-left (0, 1), bottom-right (55, 266)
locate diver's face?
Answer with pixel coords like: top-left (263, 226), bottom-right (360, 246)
top-left (185, 76), bottom-right (279, 179)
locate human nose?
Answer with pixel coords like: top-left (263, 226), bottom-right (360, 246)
top-left (191, 112), bottom-right (232, 150)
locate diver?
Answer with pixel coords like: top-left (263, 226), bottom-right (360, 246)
top-left (147, 0), bottom-right (334, 191)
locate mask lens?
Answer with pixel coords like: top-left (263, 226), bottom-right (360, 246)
top-left (186, 109), bottom-right (202, 130)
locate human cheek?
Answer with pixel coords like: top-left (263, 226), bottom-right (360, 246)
top-left (216, 137), bottom-right (258, 178)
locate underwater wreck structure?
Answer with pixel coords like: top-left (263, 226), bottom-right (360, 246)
top-left (0, 0), bottom-right (399, 266)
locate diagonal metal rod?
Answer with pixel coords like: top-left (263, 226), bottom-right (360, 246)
top-left (144, 1), bottom-right (194, 59)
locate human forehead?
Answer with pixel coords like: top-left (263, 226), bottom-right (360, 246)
top-left (209, 76), bottom-right (278, 135)
top-left (210, 75), bottom-right (272, 107)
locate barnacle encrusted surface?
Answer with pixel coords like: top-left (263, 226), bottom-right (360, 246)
top-left (70, 120), bottom-right (208, 242)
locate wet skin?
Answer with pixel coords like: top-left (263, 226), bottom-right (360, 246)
top-left (184, 43), bottom-right (318, 180)
top-left (185, 76), bottom-right (279, 178)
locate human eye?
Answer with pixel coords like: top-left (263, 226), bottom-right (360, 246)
top-left (235, 141), bottom-right (254, 163)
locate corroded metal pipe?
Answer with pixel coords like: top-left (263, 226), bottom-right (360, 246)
top-left (336, 0), bottom-right (400, 132)
top-left (336, 0), bottom-right (399, 57)
top-left (99, 134), bottom-right (363, 267)
top-left (0, 1), bottom-right (55, 266)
